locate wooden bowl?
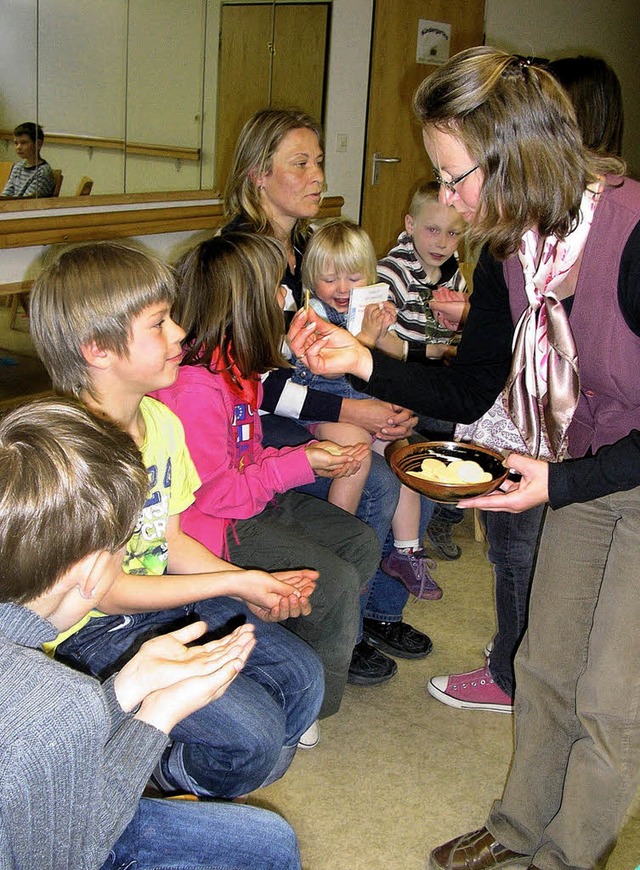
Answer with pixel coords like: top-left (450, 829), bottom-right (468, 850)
top-left (389, 440), bottom-right (508, 503)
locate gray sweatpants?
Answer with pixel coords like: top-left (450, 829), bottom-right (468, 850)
top-left (226, 490), bottom-right (380, 718)
top-left (488, 486), bottom-right (640, 869)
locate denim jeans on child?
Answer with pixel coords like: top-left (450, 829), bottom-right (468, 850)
top-left (290, 359), bottom-right (368, 426)
top-left (483, 505), bottom-right (546, 696)
top-left (100, 796), bottom-right (301, 870)
top-left (363, 492), bottom-right (436, 629)
top-left (56, 597), bottom-right (324, 798)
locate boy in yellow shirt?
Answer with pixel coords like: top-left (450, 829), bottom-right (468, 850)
top-left (30, 241), bottom-right (325, 799)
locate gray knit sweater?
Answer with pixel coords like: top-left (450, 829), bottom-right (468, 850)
top-left (0, 603), bottom-right (168, 869)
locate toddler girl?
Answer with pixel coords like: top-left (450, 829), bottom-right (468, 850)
top-left (294, 218), bottom-right (442, 600)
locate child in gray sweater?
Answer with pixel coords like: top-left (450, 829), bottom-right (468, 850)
top-left (0, 397), bottom-right (300, 870)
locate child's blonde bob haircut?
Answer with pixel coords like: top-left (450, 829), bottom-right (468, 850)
top-left (30, 242), bottom-right (175, 399)
top-left (302, 219), bottom-right (377, 292)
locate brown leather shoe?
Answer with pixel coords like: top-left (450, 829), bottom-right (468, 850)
top-left (429, 827), bottom-right (530, 870)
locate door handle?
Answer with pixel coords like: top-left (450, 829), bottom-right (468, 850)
top-left (371, 152), bottom-right (401, 185)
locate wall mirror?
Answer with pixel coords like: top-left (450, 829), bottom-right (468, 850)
top-left (0, 0), bottom-right (330, 203)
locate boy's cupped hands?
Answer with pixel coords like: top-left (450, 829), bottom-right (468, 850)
top-left (238, 568), bottom-right (318, 623)
top-left (114, 620), bottom-right (256, 733)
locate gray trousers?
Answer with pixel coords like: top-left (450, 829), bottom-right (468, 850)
top-left (488, 486), bottom-right (640, 869)
top-left (226, 490), bottom-right (380, 718)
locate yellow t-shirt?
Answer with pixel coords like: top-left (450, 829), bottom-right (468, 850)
top-left (123, 397), bottom-right (200, 575)
top-left (44, 397), bottom-right (201, 654)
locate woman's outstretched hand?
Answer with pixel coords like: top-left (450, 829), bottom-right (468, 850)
top-left (288, 308), bottom-right (374, 381)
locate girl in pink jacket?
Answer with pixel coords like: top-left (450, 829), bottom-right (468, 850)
top-left (152, 232), bottom-right (378, 721)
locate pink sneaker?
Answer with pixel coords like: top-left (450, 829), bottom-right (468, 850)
top-left (428, 666), bottom-right (513, 713)
top-left (381, 547), bottom-right (442, 600)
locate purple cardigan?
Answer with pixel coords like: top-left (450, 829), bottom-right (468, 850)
top-left (504, 176), bottom-right (640, 459)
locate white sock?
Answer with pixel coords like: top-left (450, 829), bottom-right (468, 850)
top-left (394, 539), bottom-right (420, 553)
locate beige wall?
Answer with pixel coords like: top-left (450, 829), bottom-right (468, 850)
top-left (329, 0), bottom-right (640, 216)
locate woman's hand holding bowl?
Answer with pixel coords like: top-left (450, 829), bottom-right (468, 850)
top-left (457, 452), bottom-right (550, 511)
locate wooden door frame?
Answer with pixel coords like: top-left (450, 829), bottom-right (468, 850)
top-left (359, 0), bottom-right (486, 255)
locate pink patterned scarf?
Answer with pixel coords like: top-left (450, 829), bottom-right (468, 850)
top-left (504, 184), bottom-right (602, 459)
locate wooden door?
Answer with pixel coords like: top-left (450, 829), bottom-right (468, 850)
top-left (271, 3), bottom-right (329, 121)
top-left (215, 2), bottom-right (329, 194)
top-left (215, 4), bottom-right (273, 192)
top-left (361, 0), bottom-right (485, 256)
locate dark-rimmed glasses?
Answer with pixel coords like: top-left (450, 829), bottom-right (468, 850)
top-left (432, 165), bottom-right (479, 194)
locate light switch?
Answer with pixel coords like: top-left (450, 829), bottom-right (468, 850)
top-left (336, 133), bottom-right (348, 152)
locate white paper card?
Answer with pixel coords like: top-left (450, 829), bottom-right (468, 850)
top-left (346, 282), bottom-right (389, 336)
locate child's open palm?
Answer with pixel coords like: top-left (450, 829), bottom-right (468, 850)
top-left (116, 621), bottom-right (256, 732)
top-left (305, 440), bottom-right (369, 478)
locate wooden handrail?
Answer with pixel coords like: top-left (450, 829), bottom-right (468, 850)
top-left (0, 130), bottom-right (200, 162)
top-left (0, 194), bottom-right (345, 250)
top-left (0, 188), bottom-right (223, 214)
top-left (0, 279), bottom-right (32, 298)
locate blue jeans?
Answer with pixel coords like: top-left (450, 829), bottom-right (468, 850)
top-left (262, 417), bottom-right (433, 628)
top-left (56, 598), bottom-right (324, 799)
top-left (363, 491), bottom-right (436, 630)
top-left (290, 363), bottom-right (370, 426)
top-left (483, 506), bottom-right (545, 696)
top-left (101, 797), bottom-right (301, 870)
top-left (414, 413), bottom-right (455, 439)
top-left (300, 452), bottom-right (435, 631)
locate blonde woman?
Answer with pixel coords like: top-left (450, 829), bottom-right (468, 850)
top-left (222, 109), bottom-right (435, 682)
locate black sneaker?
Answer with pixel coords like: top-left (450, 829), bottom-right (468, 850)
top-left (363, 619), bottom-right (433, 659)
top-left (347, 639), bottom-right (397, 686)
top-left (424, 519), bottom-right (462, 561)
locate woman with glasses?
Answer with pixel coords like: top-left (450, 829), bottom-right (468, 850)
top-left (289, 46), bottom-right (640, 870)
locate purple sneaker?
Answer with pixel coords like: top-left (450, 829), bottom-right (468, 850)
top-left (381, 547), bottom-right (442, 600)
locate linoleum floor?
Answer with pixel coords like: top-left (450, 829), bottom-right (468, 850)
top-left (251, 514), bottom-right (640, 870)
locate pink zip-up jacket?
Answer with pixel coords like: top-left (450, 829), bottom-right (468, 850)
top-left (152, 365), bottom-right (316, 558)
